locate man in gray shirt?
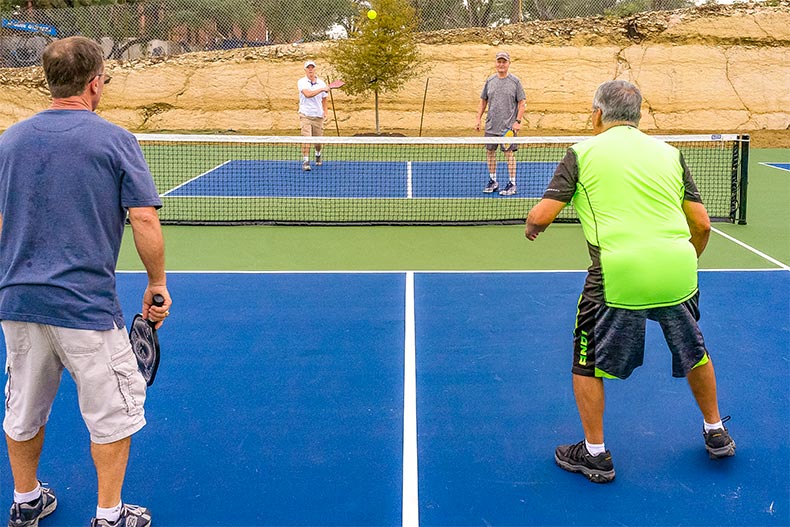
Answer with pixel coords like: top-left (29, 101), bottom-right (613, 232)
top-left (475, 51), bottom-right (526, 196)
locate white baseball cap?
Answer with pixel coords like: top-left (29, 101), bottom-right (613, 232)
top-left (304, 60), bottom-right (316, 68)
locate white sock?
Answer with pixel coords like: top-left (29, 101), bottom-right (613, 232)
top-left (14, 484), bottom-right (41, 504)
top-left (303, 156), bottom-right (309, 162)
top-left (315, 151), bottom-right (321, 157)
top-left (585, 440), bottom-right (606, 456)
top-left (704, 420), bottom-right (723, 432)
top-left (96, 500), bottom-right (123, 522)
top-left (489, 173), bottom-right (496, 181)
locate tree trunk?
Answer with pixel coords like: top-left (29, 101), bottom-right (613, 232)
top-left (511, 0), bottom-right (522, 23)
top-left (375, 89), bottom-right (380, 135)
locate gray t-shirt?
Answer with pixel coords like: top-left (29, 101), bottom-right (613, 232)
top-left (480, 74), bottom-right (526, 135)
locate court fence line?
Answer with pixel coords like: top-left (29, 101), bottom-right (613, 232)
top-left (1, 0), bottom-right (699, 67)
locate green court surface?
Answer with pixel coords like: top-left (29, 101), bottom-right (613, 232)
top-left (118, 148), bottom-right (789, 271)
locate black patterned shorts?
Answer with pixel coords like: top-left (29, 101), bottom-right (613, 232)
top-left (572, 291), bottom-right (708, 379)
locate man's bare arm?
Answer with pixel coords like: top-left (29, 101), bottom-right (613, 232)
top-left (128, 206), bottom-right (170, 325)
top-left (525, 199), bottom-right (566, 241)
top-left (683, 199), bottom-right (711, 257)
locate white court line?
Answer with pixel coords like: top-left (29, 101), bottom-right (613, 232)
top-left (407, 161), bottom-right (413, 199)
top-left (711, 227), bottom-right (790, 271)
top-left (159, 160), bottom-right (232, 197)
top-left (758, 162), bottom-right (790, 173)
top-left (402, 271), bottom-right (419, 527)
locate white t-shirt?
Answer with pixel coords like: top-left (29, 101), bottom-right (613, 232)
top-left (298, 77), bottom-right (328, 118)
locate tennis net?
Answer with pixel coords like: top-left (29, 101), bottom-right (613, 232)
top-left (138, 133), bottom-right (749, 226)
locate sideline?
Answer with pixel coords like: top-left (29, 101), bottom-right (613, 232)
top-left (711, 227), bottom-right (789, 271)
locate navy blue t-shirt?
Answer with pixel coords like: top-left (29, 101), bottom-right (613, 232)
top-left (0, 110), bottom-right (162, 330)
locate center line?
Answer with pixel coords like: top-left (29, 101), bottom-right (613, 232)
top-left (402, 271), bottom-right (419, 526)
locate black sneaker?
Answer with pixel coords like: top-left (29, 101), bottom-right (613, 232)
top-left (704, 415), bottom-right (736, 459)
top-left (90, 504), bottom-right (151, 527)
top-left (483, 178), bottom-right (499, 193)
top-left (7, 483), bottom-right (57, 527)
top-left (499, 181), bottom-right (517, 196)
top-left (555, 440), bottom-right (615, 483)
top-left (315, 154), bottom-right (323, 166)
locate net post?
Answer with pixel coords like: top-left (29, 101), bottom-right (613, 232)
top-left (737, 134), bottom-right (750, 225)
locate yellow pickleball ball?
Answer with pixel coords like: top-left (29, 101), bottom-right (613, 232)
top-left (367, 9), bottom-right (377, 19)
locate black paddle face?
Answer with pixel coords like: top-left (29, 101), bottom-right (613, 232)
top-left (130, 314), bottom-right (160, 385)
top-left (129, 294), bottom-right (165, 386)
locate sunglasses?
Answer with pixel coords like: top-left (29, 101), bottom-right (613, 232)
top-left (95, 73), bottom-right (112, 84)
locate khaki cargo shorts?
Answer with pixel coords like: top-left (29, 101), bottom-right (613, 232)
top-left (299, 114), bottom-right (325, 137)
top-left (3, 321), bottom-right (146, 444)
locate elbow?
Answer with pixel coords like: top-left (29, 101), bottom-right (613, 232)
top-left (526, 212), bottom-right (549, 233)
top-left (694, 217), bottom-right (711, 238)
top-left (128, 207), bottom-right (160, 228)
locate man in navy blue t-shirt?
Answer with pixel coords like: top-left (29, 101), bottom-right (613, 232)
top-left (0, 36), bottom-right (171, 527)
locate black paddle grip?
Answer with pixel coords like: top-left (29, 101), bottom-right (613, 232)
top-left (148, 294), bottom-right (166, 327)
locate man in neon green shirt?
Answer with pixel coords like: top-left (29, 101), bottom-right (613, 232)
top-left (526, 80), bottom-right (735, 483)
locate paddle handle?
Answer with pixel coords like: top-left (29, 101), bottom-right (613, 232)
top-left (148, 294), bottom-right (166, 327)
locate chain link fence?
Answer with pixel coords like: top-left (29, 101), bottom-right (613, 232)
top-left (0, 0), bottom-right (700, 67)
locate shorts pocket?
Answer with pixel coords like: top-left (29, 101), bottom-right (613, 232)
top-left (4, 364), bottom-right (10, 411)
top-left (52, 327), bottom-right (104, 355)
top-left (110, 350), bottom-right (145, 416)
top-left (2, 322), bottom-right (32, 356)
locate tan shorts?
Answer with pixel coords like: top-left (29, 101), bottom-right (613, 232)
top-left (3, 321), bottom-right (146, 444)
top-left (299, 114), bottom-right (324, 137)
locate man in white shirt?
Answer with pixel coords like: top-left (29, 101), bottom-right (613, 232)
top-left (297, 60), bottom-right (329, 171)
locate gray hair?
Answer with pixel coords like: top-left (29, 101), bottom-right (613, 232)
top-left (592, 80), bottom-right (642, 125)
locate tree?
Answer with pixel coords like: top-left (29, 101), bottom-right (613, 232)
top-left (411, 0), bottom-right (513, 29)
top-left (165, 0), bottom-right (255, 45)
top-left (326, 0), bottom-right (426, 134)
top-left (411, 0), bottom-right (474, 30)
top-left (258, 0), bottom-right (358, 44)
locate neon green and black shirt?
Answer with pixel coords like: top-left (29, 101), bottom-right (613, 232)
top-left (543, 125), bottom-right (703, 309)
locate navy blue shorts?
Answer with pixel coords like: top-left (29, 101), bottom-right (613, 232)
top-left (572, 291), bottom-right (709, 379)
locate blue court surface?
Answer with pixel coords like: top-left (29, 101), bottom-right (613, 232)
top-left (761, 162), bottom-right (790, 172)
top-left (162, 161), bottom-right (556, 199)
top-left (1, 270), bottom-right (788, 526)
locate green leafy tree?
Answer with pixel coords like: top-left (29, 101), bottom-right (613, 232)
top-left (258, 0), bottom-right (358, 44)
top-left (96, 0), bottom-right (258, 58)
top-left (4, 0), bottom-right (103, 7)
top-left (411, 0), bottom-right (516, 30)
top-left (528, 0), bottom-right (692, 20)
top-left (605, 0), bottom-right (692, 17)
top-left (165, 0), bottom-right (255, 44)
top-left (410, 0), bottom-right (466, 30)
top-left (327, 0), bottom-right (426, 134)
top-left (464, 0), bottom-right (510, 26)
